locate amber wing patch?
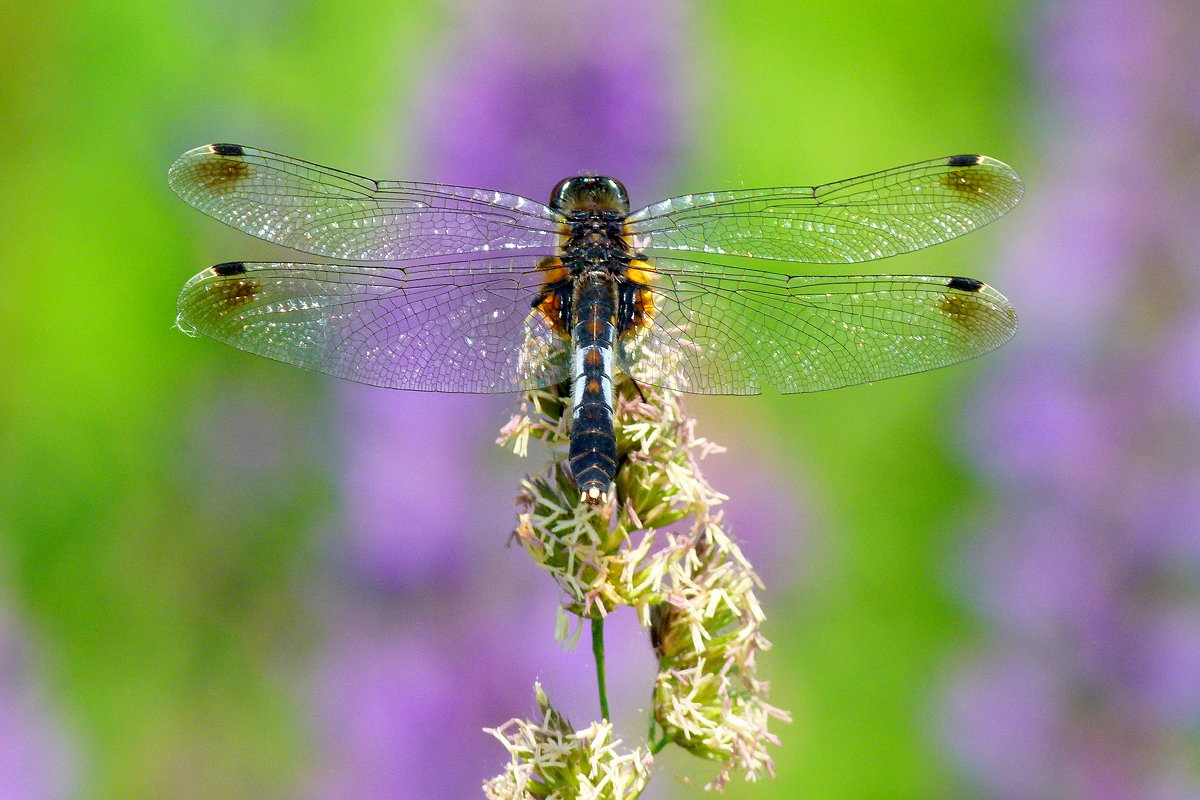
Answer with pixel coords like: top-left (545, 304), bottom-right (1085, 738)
top-left (192, 145), bottom-right (251, 193)
top-left (208, 264), bottom-right (261, 312)
top-left (623, 258), bottom-right (657, 333)
top-left (535, 256), bottom-right (569, 334)
top-left (937, 282), bottom-right (1012, 335)
top-left (939, 156), bottom-right (999, 206)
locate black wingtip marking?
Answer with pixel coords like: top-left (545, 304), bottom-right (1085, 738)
top-left (948, 275), bottom-right (984, 292)
top-left (947, 154), bottom-right (983, 167)
top-left (212, 261), bottom-right (248, 276)
top-left (210, 143), bottom-right (245, 156)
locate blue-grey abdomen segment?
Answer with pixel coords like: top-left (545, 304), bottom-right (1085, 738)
top-left (568, 280), bottom-right (618, 503)
top-left (570, 399), bottom-right (616, 503)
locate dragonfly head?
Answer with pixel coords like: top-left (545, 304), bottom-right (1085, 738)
top-left (550, 175), bottom-right (630, 215)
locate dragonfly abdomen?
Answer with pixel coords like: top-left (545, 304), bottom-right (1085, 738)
top-left (568, 277), bottom-right (618, 504)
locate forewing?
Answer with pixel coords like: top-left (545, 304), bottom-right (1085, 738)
top-left (626, 155), bottom-right (1022, 263)
top-left (618, 258), bottom-right (1017, 394)
top-left (168, 144), bottom-right (561, 260)
top-left (177, 257), bottom-right (569, 393)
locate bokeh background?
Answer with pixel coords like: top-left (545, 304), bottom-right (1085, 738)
top-left (2, 0), bottom-right (1199, 798)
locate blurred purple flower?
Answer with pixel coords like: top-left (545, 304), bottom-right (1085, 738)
top-left (0, 612), bottom-right (77, 800)
top-left (942, 651), bottom-right (1067, 799)
top-left (695, 410), bottom-right (810, 586)
top-left (410, 0), bottom-right (689, 203)
top-left (1128, 604), bottom-right (1200, 724)
top-left (315, 2), bottom-right (691, 798)
top-left (940, 1), bottom-right (1200, 797)
top-left (335, 391), bottom-right (485, 589)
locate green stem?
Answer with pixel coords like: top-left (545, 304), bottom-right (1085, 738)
top-left (591, 616), bottom-right (610, 721)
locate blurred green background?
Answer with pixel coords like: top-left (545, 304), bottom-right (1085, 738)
top-left (5, 1), bottom-right (1192, 799)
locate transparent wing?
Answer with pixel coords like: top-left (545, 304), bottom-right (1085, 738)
top-left (176, 256), bottom-right (569, 393)
top-left (626, 155), bottom-right (1022, 263)
top-left (618, 257), bottom-right (1017, 395)
top-left (168, 144), bottom-right (562, 260)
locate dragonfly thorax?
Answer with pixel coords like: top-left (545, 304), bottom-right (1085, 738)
top-left (561, 209), bottom-right (632, 273)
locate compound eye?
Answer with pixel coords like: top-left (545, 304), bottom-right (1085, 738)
top-left (549, 177), bottom-right (575, 211)
top-left (603, 178), bottom-right (630, 212)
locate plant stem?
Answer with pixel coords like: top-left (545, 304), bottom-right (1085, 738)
top-left (591, 616), bottom-right (610, 721)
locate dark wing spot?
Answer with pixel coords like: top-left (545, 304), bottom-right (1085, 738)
top-left (947, 275), bottom-right (984, 292)
top-left (947, 154), bottom-right (983, 167)
top-left (194, 149), bottom-right (251, 192)
top-left (938, 291), bottom-right (1000, 335)
top-left (939, 162), bottom-right (997, 204)
top-left (210, 143), bottom-right (245, 157)
top-left (212, 274), bottom-right (262, 311)
top-left (211, 261), bottom-right (248, 276)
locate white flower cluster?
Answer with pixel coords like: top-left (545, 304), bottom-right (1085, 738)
top-left (483, 684), bottom-right (652, 800)
top-left (650, 520), bottom-right (790, 790)
top-left (494, 380), bottom-right (788, 792)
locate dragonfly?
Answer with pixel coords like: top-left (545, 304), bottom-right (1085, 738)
top-left (170, 144), bottom-right (1021, 504)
